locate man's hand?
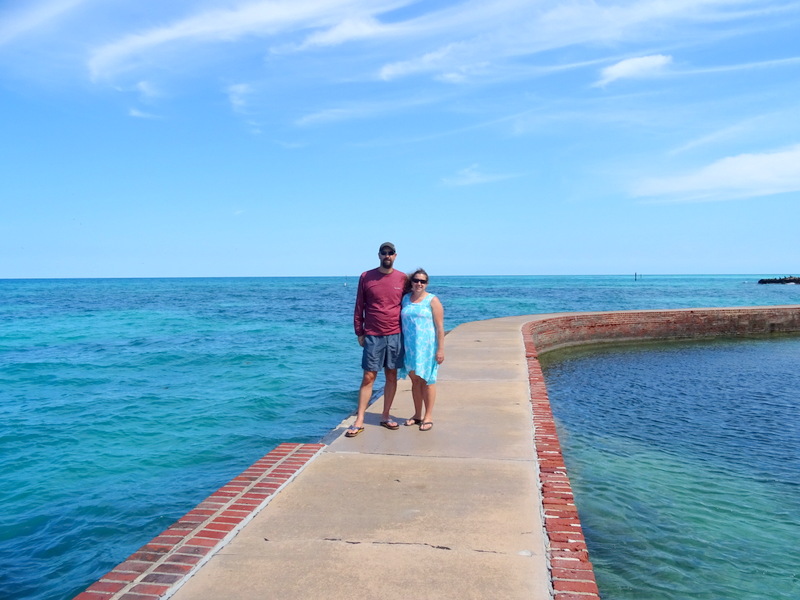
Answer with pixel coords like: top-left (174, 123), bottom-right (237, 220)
top-left (357, 335), bottom-right (365, 347)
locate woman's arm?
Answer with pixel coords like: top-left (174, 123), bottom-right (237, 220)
top-left (431, 296), bottom-right (445, 364)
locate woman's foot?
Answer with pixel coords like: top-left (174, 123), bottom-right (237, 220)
top-left (404, 417), bottom-right (422, 426)
top-left (419, 422), bottom-right (433, 432)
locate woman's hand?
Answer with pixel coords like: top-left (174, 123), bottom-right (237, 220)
top-left (436, 350), bottom-right (445, 364)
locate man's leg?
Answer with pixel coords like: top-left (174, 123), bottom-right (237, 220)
top-left (380, 332), bottom-right (402, 424)
top-left (382, 368), bottom-right (398, 422)
top-left (355, 370), bottom-right (377, 429)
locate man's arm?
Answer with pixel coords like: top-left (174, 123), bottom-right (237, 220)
top-left (354, 273), bottom-right (366, 340)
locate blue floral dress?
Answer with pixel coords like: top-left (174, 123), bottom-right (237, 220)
top-left (400, 292), bottom-right (439, 383)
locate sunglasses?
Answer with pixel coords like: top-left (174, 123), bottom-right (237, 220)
top-left (411, 278), bottom-right (428, 284)
top-left (380, 251), bottom-right (396, 256)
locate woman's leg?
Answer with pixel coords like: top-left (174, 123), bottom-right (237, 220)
top-left (406, 371), bottom-right (424, 425)
top-left (420, 382), bottom-right (436, 430)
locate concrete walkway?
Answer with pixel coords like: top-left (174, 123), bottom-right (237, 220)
top-left (171, 315), bottom-right (551, 600)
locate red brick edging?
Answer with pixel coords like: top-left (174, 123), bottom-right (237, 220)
top-left (524, 322), bottom-right (602, 600)
top-left (74, 443), bottom-right (324, 600)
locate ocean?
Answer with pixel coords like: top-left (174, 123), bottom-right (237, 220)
top-left (1, 275), bottom-right (798, 599)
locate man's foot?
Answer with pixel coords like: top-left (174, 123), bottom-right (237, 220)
top-left (345, 426), bottom-right (365, 438)
top-left (419, 422), bottom-right (433, 432)
top-left (404, 417), bottom-right (422, 427)
top-left (380, 420), bottom-right (399, 430)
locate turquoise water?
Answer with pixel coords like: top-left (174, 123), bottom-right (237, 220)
top-left (0, 275), bottom-right (798, 599)
top-left (541, 338), bottom-right (800, 599)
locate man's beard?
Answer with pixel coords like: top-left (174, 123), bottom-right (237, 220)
top-left (381, 258), bottom-right (393, 268)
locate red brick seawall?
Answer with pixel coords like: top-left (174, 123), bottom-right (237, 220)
top-left (526, 305), bottom-right (800, 354)
top-left (522, 305), bottom-right (800, 600)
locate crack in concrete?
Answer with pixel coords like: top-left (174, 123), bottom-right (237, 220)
top-left (271, 537), bottom-right (527, 556)
top-left (374, 541), bottom-right (452, 550)
top-left (322, 538), bottom-right (451, 550)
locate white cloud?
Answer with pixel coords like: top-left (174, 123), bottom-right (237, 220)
top-left (373, 0), bottom-right (738, 83)
top-left (0, 0), bottom-right (87, 45)
top-left (283, 15), bottom-right (389, 51)
top-left (296, 94), bottom-right (433, 126)
top-left (135, 80), bottom-right (160, 99)
top-left (433, 60), bottom-right (492, 84)
top-left (668, 117), bottom-right (763, 156)
top-left (634, 144), bottom-right (800, 202)
top-left (80, 0), bottom-right (800, 95)
top-left (686, 55), bottom-right (800, 75)
top-left (88, 0), bottom-right (407, 80)
top-left (227, 83), bottom-right (253, 112)
top-left (245, 120), bottom-right (263, 135)
top-left (275, 139), bottom-right (307, 149)
top-left (380, 43), bottom-right (462, 81)
top-left (442, 164), bottom-right (519, 186)
top-left (128, 108), bottom-right (160, 119)
top-left (115, 80), bottom-right (160, 98)
top-left (296, 107), bottom-right (364, 126)
top-left (595, 54), bottom-right (672, 87)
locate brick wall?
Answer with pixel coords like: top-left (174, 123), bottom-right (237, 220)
top-left (526, 306), bottom-right (800, 355)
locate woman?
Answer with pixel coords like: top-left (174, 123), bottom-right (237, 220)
top-left (400, 268), bottom-right (445, 431)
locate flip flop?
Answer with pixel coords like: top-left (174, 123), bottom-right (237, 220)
top-left (404, 418), bottom-right (422, 427)
top-left (380, 420), bottom-right (399, 430)
top-left (345, 426), bottom-right (365, 438)
top-left (419, 422), bottom-right (433, 432)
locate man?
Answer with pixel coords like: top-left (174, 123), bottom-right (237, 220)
top-left (347, 242), bottom-right (408, 437)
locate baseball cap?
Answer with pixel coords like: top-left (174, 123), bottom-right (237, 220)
top-left (379, 242), bottom-right (396, 252)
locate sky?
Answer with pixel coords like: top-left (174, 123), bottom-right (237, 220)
top-left (2, 0), bottom-right (800, 278)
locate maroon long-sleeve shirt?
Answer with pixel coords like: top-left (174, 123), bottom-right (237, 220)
top-left (353, 268), bottom-right (407, 337)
